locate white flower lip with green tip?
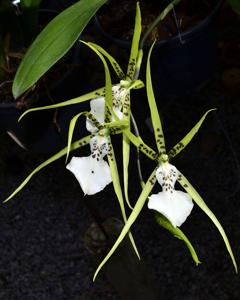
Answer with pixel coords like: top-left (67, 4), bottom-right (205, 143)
top-left (66, 136), bottom-right (112, 195)
top-left (86, 84), bottom-right (125, 133)
top-left (148, 162), bottom-right (194, 227)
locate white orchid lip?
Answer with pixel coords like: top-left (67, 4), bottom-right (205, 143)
top-left (148, 162), bottom-right (194, 227)
top-left (66, 136), bottom-right (112, 195)
top-left (86, 84), bottom-right (126, 133)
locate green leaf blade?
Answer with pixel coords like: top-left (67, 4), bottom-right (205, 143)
top-left (155, 213), bottom-right (201, 265)
top-left (13, 0), bottom-right (107, 98)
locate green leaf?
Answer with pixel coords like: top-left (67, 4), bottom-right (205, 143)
top-left (21, 0), bottom-right (42, 7)
top-left (88, 42), bottom-right (125, 79)
top-left (107, 139), bottom-right (139, 259)
top-left (93, 168), bottom-right (157, 281)
top-left (3, 135), bottom-right (91, 203)
top-left (126, 2), bottom-right (142, 80)
top-left (178, 172), bottom-right (238, 273)
top-left (146, 42), bottom-right (166, 155)
top-left (18, 86), bottom-right (106, 121)
top-left (168, 109), bottom-right (216, 159)
top-left (228, 0), bottom-right (240, 15)
top-left (155, 213), bottom-right (201, 265)
top-left (13, 0), bottom-right (107, 98)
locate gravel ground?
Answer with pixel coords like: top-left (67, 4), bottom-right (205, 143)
top-left (1, 73), bottom-right (240, 299)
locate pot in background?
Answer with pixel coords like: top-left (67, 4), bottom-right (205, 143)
top-left (94, 0), bottom-right (223, 98)
top-left (0, 42), bottom-right (89, 154)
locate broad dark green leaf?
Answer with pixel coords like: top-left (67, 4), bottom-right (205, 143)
top-left (13, 0), bottom-right (107, 98)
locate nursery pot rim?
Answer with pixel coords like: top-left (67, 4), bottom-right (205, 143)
top-left (94, 0), bottom-right (223, 49)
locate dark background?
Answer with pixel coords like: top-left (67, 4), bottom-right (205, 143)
top-left (1, 1), bottom-right (240, 299)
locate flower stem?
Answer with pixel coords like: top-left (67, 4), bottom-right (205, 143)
top-left (139, 0), bottom-right (182, 49)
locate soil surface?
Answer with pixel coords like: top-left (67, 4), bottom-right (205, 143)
top-left (1, 3), bottom-right (240, 300)
top-left (97, 0), bottom-right (218, 41)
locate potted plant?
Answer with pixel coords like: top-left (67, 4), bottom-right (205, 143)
top-left (3, 1), bottom-right (238, 298)
top-left (0, 0), bottom-right (100, 152)
top-left (94, 0), bottom-right (224, 97)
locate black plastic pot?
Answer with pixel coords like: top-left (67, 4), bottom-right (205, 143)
top-left (0, 42), bottom-right (89, 154)
top-left (95, 0), bottom-right (223, 97)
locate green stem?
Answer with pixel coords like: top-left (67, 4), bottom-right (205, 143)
top-left (139, 0), bottom-right (182, 49)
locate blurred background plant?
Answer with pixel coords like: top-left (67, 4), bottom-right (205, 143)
top-left (227, 0), bottom-right (240, 15)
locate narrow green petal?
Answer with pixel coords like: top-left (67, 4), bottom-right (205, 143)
top-left (107, 140), bottom-right (139, 258)
top-left (88, 42), bottom-right (125, 79)
top-left (66, 112), bottom-right (86, 163)
top-left (168, 109), bottom-right (216, 159)
top-left (105, 120), bottom-right (128, 130)
top-left (3, 136), bottom-right (91, 203)
top-left (123, 134), bottom-right (133, 209)
top-left (93, 168), bottom-right (157, 281)
top-left (155, 213), bottom-right (201, 265)
top-left (18, 87), bottom-right (106, 121)
top-left (66, 111), bottom-right (101, 162)
top-left (146, 42), bottom-right (166, 154)
top-left (126, 2), bottom-right (141, 80)
top-left (123, 129), bottom-right (157, 161)
top-left (178, 172), bottom-right (238, 273)
top-left (82, 41), bottom-right (112, 118)
top-left (126, 79), bottom-right (144, 91)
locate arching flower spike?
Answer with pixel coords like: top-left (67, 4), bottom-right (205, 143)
top-left (66, 135), bottom-right (112, 195)
top-left (148, 157), bottom-right (194, 227)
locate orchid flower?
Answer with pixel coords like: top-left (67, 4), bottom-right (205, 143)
top-left (66, 135), bottom-right (112, 195)
top-left (66, 81), bottom-right (132, 196)
top-left (93, 42), bottom-right (237, 281)
top-left (86, 84), bottom-right (126, 133)
top-left (148, 157), bottom-right (193, 227)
